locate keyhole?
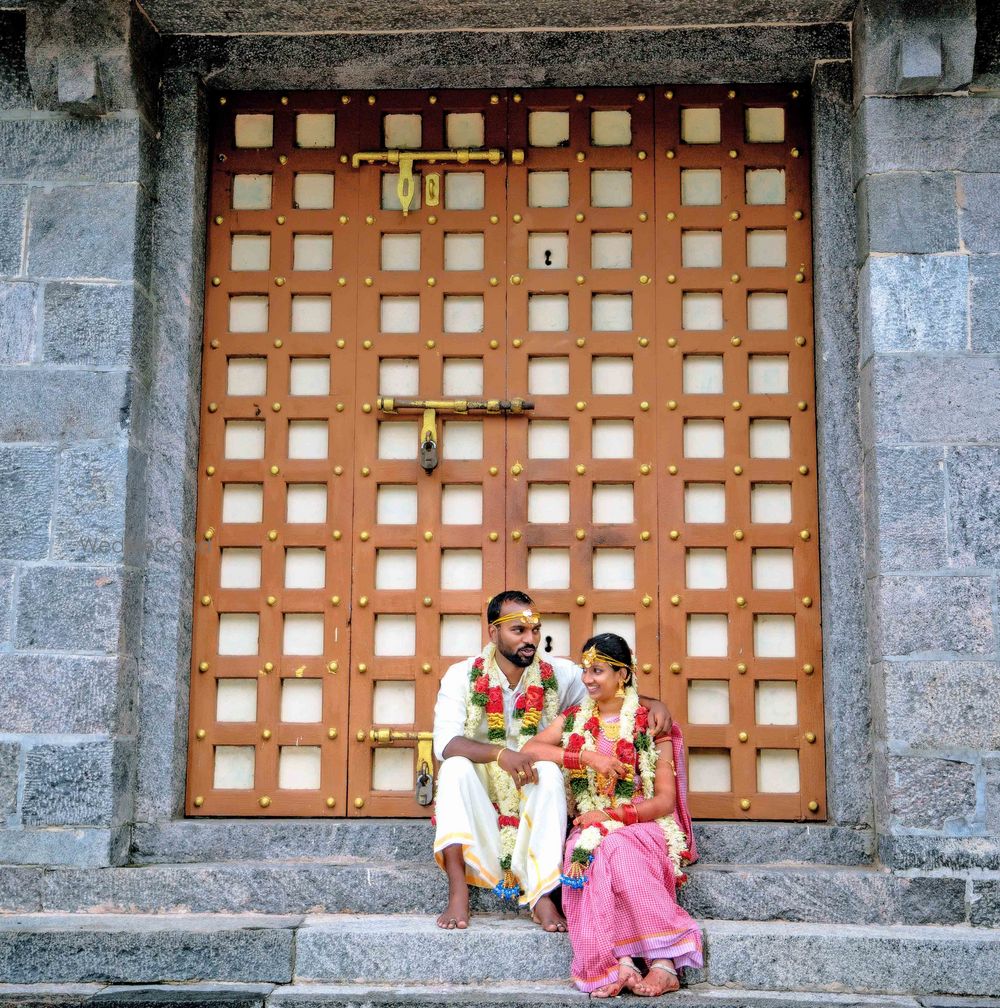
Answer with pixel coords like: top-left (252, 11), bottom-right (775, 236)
top-left (544, 249), bottom-right (553, 266)
top-left (544, 635), bottom-right (554, 653)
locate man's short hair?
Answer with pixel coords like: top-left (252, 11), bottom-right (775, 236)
top-left (487, 589), bottom-right (534, 626)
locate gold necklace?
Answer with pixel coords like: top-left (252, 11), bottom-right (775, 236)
top-left (599, 713), bottom-right (621, 741)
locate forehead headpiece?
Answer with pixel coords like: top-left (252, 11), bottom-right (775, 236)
top-left (490, 609), bottom-right (541, 628)
top-left (581, 644), bottom-right (633, 670)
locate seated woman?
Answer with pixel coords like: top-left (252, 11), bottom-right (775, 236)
top-left (521, 633), bottom-right (703, 998)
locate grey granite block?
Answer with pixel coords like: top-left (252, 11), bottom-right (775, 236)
top-left (0, 186), bottom-right (27, 277)
top-left (0, 743), bottom-right (18, 818)
top-left (970, 255), bottom-right (1000, 352)
top-left (169, 24), bottom-right (849, 90)
top-left (0, 12), bottom-right (32, 111)
top-left (859, 255), bottom-right (967, 359)
top-left (970, 879), bottom-right (1000, 927)
top-left (868, 446), bottom-right (947, 572)
top-left (295, 914), bottom-right (573, 983)
top-left (0, 369), bottom-right (128, 441)
top-left (692, 822), bottom-right (873, 865)
top-left (857, 174), bottom-right (959, 256)
top-left (0, 119), bottom-right (145, 185)
top-left (0, 827), bottom-right (125, 868)
top-left (681, 866), bottom-right (965, 926)
top-left (0, 282), bottom-right (36, 363)
top-left (0, 655), bottom-right (123, 734)
top-left (958, 173), bottom-right (1000, 254)
top-left (855, 96), bottom-right (1000, 177)
top-left (0, 984), bottom-right (103, 1008)
top-left (41, 283), bottom-right (135, 366)
top-left (15, 565), bottom-right (128, 655)
top-left (886, 756), bottom-right (977, 832)
top-left (21, 740), bottom-right (119, 829)
top-left (885, 661), bottom-right (1000, 750)
top-left (873, 576), bottom-right (996, 658)
top-left (947, 446), bottom-right (1000, 568)
top-left (987, 755), bottom-right (1000, 836)
top-left (0, 914), bottom-right (298, 984)
top-left (149, 1), bottom-right (856, 34)
top-left (27, 184), bottom-right (140, 283)
top-left (862, 356), bottom-right (1000, 446)
top-left (90, 983), bottom-right (275, 1008)
top-left (52, 441), bottom-right (129, 563)
top-left (0, 868), bottom-right (43, 913)
top-left (267, 983), bottom-right (920, 1008)
top-left (0, 562), bottom-right (11, 647)
top-left (0, 444), bottom-right (57, 561)
top-left (703, 919), bottom-right (1000, 995)
top-left (853, 0), bottom-right (976, 98)
top-left (879, 833), bottom-right (1000, 870)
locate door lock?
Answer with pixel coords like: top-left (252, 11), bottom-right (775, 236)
top-left (378, 397), bottom-right (535, 473)
top-left (351, 148), bottom-right (524, 215)
top-left (368, 729), bottom-right (435, 807)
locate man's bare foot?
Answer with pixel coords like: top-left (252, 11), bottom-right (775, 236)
top-left (632, 961), bottom-right (679, 996)
top-left (531, 893), bottom-right (567, 932)
top-left (435, 889), bottom-right (469, 930)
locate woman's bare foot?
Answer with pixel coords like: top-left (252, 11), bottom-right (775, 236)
top-left (531, 893), bottom-right (568, 932)
top-left (435, 889), bottom-right (469, 929)
top-left (617, 957), bottom-right (642, 992)
top-left (632, 960), bottom-right (680, 996)
top-left (590, 975), bottom-right (627, 998)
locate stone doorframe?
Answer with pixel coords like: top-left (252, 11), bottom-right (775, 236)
top-left (133, 23), bottom-right (870, 861)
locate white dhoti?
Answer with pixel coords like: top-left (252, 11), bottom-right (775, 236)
top-left (433, 756), bottom-right (567, 909)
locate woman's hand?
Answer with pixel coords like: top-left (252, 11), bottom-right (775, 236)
top-left (583, 750), bottom-right (631, 787)
top-left (573, 809), bottom-right (610, 828)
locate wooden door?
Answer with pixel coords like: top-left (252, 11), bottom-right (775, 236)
top-left (186, 86), bottom-right (826, 821)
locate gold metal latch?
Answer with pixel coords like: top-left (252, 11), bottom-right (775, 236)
top-left (369, 729), bottom-right (435, 806)
top-left (377, 397), bottom-right (535, 473)
top-left (350, 148), bottom-right (524, 215)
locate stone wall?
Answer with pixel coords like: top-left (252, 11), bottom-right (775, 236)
top-left (0, 4), bottom-right (159, 866)
top-left (0, 0), bottom-right (998, 901)
top-left (852, 0), bottom-right (1000, 914)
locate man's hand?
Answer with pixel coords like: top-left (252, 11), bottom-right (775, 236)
top-left (498, 748), bottom-right (538, 787)
top-left (573, 809), bottom-right (610, 828)
top-left (643, 696), bottom-right (673, 736)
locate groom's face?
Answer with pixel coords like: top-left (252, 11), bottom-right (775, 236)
top-left (490, 603), bottom-right (541, 668)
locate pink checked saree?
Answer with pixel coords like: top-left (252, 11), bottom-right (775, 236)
top-left (561, 723), bottom-right (703, 993)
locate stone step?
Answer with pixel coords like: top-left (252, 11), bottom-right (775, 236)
top-left (294, 914), bottom-right (1000, 997)
top-left (0, 915), bottom-right (300, 985)
top-left (0, 983), bottom-right (950, 1008)
top-left (131, 820), bottom-right (873, 867)
top-left (32, 860), bottom-right (966, 927)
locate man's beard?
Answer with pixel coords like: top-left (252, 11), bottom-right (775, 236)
top-left (497, 641), bottom-right (536, 668)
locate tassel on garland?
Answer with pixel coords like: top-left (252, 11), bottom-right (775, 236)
top-left (560, 860), bottom-right (589, 890)
top-left (493, 868), bottom-right (521, 901)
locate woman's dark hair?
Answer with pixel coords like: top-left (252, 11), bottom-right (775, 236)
top-left (487, 589), bottom-right (534, 625)
top-left (580, 632), bottom-right (634, 686)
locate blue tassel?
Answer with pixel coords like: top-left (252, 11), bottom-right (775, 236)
top-left (493, 880), bottom-right (521, 901)
top-left (560, 872), bottom-right (588, 889)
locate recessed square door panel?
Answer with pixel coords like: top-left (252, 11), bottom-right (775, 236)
top-left (187, 86), bottom-right (825, 822)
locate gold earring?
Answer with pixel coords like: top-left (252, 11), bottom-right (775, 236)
top-left (615, 681), bottom-right (626, 699)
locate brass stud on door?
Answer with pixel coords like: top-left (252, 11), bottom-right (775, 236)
top-left (641, 663), bottom-right (652, 674)
top-left (576, 464), bottom-right (586, 475)
top-left (740, 798), bottom-right (751, 811)
top-left (198, 661), bottom-right (209, 673)
top-left (805, 731), bottom-right (816, 744)
top-left (802, 596), bottom-right (813, 608)
top-left (733, 529), bottom-right (744, 541)
top-left (354, 797), bottom-right (365, 809)
top-left (737, 662), bottom-right (747, 674)
top-left (423, 597), bottom-right (432, 607)
top-left (808, 800), bottom-right (819, 812)
top-left (358, 663), bottom-right (367, 673)
top-left (200, 595), bottom-right (211, 606)
top-left (193, 796), bottom-right (204, 807)
top-left (262, 729), bottom-right (272, 740)
top-left (575, 529), bottom-right (586, 541)
top-left (738, 732), bottom-right (748, 743)
top-left (733, 464), bottom-right (744, 475)
top-left (511, 530), bottom-right (522, 541)
top-left (328, 660), bottom-right (339, 672)
top-left (799, 465), bottom-right (810, 475)
top-left (803, 663), bottom-right (815, 675)
top-left (424, 531), bottom-right (433, 542)
top-left (259, 796), bottom-right (272, 808)
top-left (800, 530), bottom-right (811, 541)
top-left (576, 595), bottom-right (586, 606)
top-left (196, 729), bottom-right (206, 740)
top-left (670, 595), bottom-right (680, 606)
top-left (326, 797), bottom-right (336, 808)
top-left (270, 465), bottom-right (280, 476)
top-left (488, 532), bottom-right (499, 541)
top-left (422, 662), bottom-right (433, 674)
top-left (736, 596), bottom-right (747, 608)
top-left (641, 594), bottom-right (652, 608)
top-left (669, 530), bottom-right (679, 540)
top-left (669, 662), bottom-right (681, 674)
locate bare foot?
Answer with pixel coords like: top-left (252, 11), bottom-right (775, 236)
top-left (531, 893), bottom-right (567, 932)
top-left (435, 889), bottom-right (469, 929)
top-left (590, 976), bottom-right (626, 999)
top-left (632, 962), bottom-right (680, 996)
top-left (618, 958), bottom-right (642, 993)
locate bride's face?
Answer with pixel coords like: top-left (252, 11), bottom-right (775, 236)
top-left (581, 659), bottom-right (624, 703)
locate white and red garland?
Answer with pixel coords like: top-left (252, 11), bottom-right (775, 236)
top-left (463, 642), bottom-right (559, 899)
top-left (560, 687), bottom-right (691, 888)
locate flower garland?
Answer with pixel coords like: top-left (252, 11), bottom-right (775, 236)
top-left (464, 642), bottom-right (559, 900)
top-left (560, 687), bottom-right (691, 889)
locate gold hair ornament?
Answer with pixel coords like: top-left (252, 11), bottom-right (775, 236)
top-left (490, 609), bottom-right (541, 628)
top-left (581, 645), bottom-right (634, 671)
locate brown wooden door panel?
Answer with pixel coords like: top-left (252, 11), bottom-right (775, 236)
top-left (188, 86), bottom-right (826, 821)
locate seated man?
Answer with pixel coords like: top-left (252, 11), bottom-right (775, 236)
top-left (432, 589), bottom-right (671, 931)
